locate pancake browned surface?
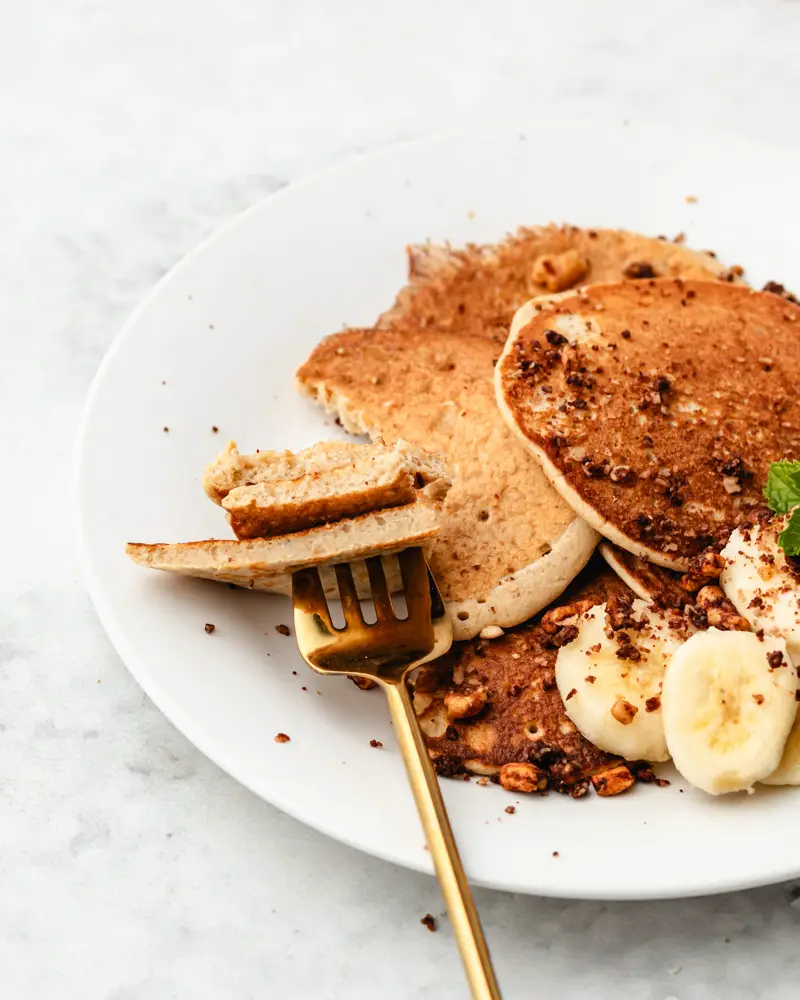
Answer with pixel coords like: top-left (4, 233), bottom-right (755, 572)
top-left (379, 225), bottom-right (733, 343)
top-left (496, 280), bottom-right (800, 570)
top-left (296, 326), bottom-right (598, 638)
top-left (413, 557), bottom-right (647, 794)
top-left (599, 542), bottom-right (688, 608)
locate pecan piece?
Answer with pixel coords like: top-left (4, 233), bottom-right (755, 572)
top-left (541, 599), bottom-right (594, 634)
top-left (679, 551), bottom-right (727, 593)
top-left (532, 249), bottom-right (590, 293)
top-left (591, 764), bottom-right (635, 797)
top-left (696, 585), bottom-right (751, 631)
top-left (611, 699), bottom-right (638, 725)
top-left (498, 762), bottom-right (548, 794)
top-left (444, 685), bottom-right (488, 721)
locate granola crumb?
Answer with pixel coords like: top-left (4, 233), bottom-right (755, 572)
top-left (685, 195), bottom-right (698, 204)
top-left (274, 733), bottom-right (291, 743)
top-left (369, 739), bottom-right (383, 748)
top-left (204, 623), bottom-right (215, 634)
top-left (275, 624), bottom-right (291, 636)
top-left (420, 913), bottom-right (437, 932)
top-left (504, 805), bottom-right (516, 815)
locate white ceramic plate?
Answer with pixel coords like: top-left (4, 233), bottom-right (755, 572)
top-left (77, 121), bottom-right (800, 900)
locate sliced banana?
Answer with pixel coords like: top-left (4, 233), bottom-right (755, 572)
top-left (662, 629), bottom-right (798, 795)
top-left (555, 599), bottom-right (687, 762)
top-left (762, 710), bottom-right (800, 786)
top-left (721, 516), bottom-right (800, 661)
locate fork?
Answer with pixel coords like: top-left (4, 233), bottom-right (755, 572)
top-left (292, 548), bottom-right (502, 1000)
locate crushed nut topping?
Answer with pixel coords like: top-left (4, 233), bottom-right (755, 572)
top-left (768, 650), bottom-right (786, 670)
top-left (444, 685), bottom-right (488, 721)
top-left (591, 764), bottom-right (635, 797)
top-left (696, 586), bottom-right (751, 631)
top-left (611, 699), bottom-right (638, 725)
top-left (532, 249), bottom-right (590, 293)
top-left (623, 261), bottom-right (657, 279)
top-left (679, 550), bottom-right (726, 593)
top-left (499, 762), bottom-right (548, 794)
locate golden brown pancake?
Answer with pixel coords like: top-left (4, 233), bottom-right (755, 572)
top-left (496, 280), bottom-right (800, 570)
top-left (413, 556), bottom-right (640, 792)
top-left (598, 541), bottom-right (688, 608)
top-left (379, 225), bottom-right (734, 343)
top-left (296, 326), bottom-right (598, 638)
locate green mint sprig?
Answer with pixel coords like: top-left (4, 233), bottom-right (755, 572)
top-left (764, 460), bottom-right (800, 556)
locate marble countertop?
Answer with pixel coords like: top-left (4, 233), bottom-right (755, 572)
top-left (4, 2), bottom-right (800, 997)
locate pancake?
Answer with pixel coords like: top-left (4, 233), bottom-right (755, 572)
top-left (413, 556), bottom-right (656, 794)
top-left (598, 541), bottom-right (688, 608)
top-left (379, 225), bottom-right (734, 344)
top-left (296, 326), bottom-right (598, 639)
top-left (213, 440), bottom-right (448, 540)
top-left (126, 502), bottom-right (439, 594)
top-left (496, 280), bottom-right (800, 570)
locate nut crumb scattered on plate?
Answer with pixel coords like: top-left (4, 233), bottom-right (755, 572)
top-left (369, 739), bottom-right (383, 748)
top-left (204, 622), bottom-right (215, 634)
top-left (274, 733), bottom-right (291, 743)
top-left (420, 913), bottom-right (437, 932)
top-left (276, 624), bottom-right (291, 636)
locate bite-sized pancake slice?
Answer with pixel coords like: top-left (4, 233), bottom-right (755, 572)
top-left (496, 280), bottom-right (800, 570)
top-left (297, 327), bottom-right (598, 639)
top-left (599, 542), bottom-right (688, 608)
top-left (379, 225), bottom-right (736, 343)
top-left (126, 503), bottom-right (439, 595)
top-left (413, 557), bottom-right (659, 794)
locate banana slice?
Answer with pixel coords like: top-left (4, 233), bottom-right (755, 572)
top-left (762, 711), bottom-right (800, 786)
top-left (555, 599), bottom-right (687, 762)
top-left (662, 629), bottom-right (798, 795)
top-left (720, 515), bottom-right (800, 661)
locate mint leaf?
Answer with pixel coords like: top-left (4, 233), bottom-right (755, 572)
top-left (764, 460), bottom-right (800, 514)
top-left (778, 509), bottom-right (800, 557)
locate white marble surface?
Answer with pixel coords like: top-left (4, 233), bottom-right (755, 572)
top-left (4, 1), bottom-right (800, 997)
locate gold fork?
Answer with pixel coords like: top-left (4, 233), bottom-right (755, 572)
top-left (292, 548), bottom-right (502, 1000)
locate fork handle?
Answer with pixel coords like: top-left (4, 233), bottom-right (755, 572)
top-left (383, 680), bottom-right (502, 1000)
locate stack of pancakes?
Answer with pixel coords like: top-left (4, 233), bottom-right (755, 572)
top-left (297, 225), bottom-right (800, 794)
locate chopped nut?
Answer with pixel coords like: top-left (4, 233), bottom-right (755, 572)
top-left (204, 622), bottom-right (215, 634)
top-left (609, 465), bottom-right (635, 485)
top-left (623, 260), bottom-right (657, 279)
top-left (274, 733), bottom-right (291, 743)
top-left (444, 685), bottom-right (488, 721)
top-left (611, 699), bottom-right (638, 725)
top-left (768, 650), bottom-right (786, 671)
top-left (275, 624), bottom-right (291, 636)
top-left (696, 586), bottom-right (750, 631)
top-left (645, 696), bottom-right (661, 713)
top-left (420, 914), bottom-right (437, 932)
top-left (541, 599), bottom-right (594, 634)
top-left (504, 805), bottom-right (516, 815)
top-left (591, 764), bottom-right (635, 797)
top-left (532, 249), bottom-right (590, 293)
top-left (499, 762), bottom-right (548, 793)
top-left (679, 551), bottom-right (726, 593)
